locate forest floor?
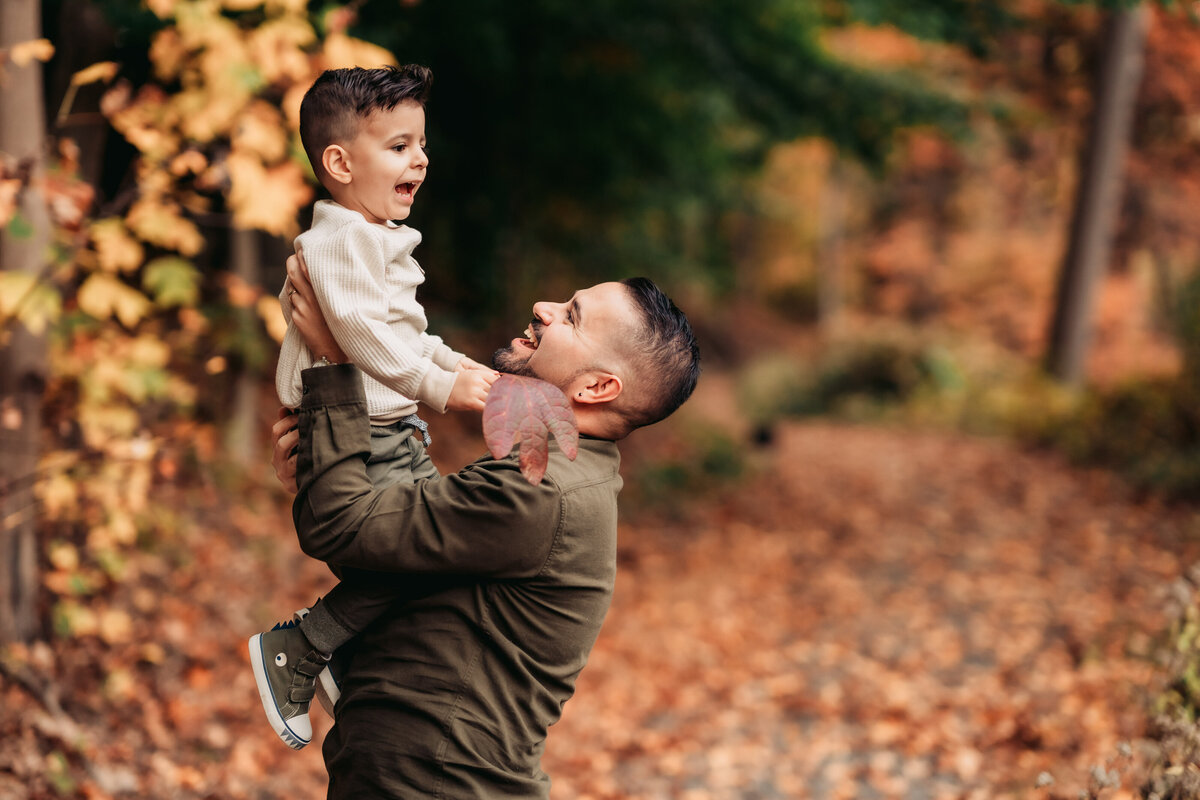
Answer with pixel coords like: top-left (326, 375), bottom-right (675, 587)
top-left (3, 403), bottom-right (1199, 799)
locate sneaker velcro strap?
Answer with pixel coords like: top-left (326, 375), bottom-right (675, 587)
top-left (289, 682), bottom-right (317, 703)
top-left (295, 652), bottom-right (328, 677)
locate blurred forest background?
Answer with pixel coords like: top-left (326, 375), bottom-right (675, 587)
top-left (3, 0), bottom-right (1200, 797)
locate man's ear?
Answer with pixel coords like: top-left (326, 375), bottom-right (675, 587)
top-left (322, 144), bottom-right (353, 185)
top-left (573, 373), bottom-right (622, 404)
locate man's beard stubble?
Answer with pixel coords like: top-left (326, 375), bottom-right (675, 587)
top-left (491, 345), bottom-right (536, 378)
top-left (490, 318), bottom-right (543, 378)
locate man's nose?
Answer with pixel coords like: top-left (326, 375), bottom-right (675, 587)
top-left (532, 302), bottom-right (554, 324)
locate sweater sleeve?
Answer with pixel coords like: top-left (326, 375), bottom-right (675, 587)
top-left (423, 332), bottom-right (466, 372)
top-left (293, 364), bottom-right (560, 577)
top-left (307, 225), bottom-right (457, 410)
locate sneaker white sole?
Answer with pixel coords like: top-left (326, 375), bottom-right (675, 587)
top-left (248, 633), bottom-right (311, 749)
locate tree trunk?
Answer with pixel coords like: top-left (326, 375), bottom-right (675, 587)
top-left (0, 0), bottom-right (51, 643)
top-left (225, 227), bottom-right (262, 468)
top-left (1046, 5), bottom-right (1149, 384)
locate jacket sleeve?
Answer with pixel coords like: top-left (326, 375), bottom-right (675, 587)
top-left (293, 364), bottom-right (560, 577)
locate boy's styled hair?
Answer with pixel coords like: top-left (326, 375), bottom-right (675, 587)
top-left (617, 277), bottom-right (701, 432)
top-left (299, 65), bottom-right (433, 187)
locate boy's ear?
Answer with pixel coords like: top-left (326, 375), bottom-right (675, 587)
top-left (322, 144), bottom-right (353, 185)
top-left (573, 372), bottom-right (622, 405)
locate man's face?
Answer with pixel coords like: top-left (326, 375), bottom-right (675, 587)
top-left (337, 101), bottom-right (428, 225)
top-left (494, 282), bottom-right (634, 390)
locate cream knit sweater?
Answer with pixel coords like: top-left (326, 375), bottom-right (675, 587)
top-left (276, 200), bottom-right (464, 423)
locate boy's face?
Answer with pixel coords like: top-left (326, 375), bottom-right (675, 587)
top-left (333, 100), bottom-right (428, 225)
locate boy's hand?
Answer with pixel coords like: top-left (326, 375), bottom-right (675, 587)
top-left (446, 368), bottom-right (500, 412)
top-left (455, 356), bottom-right (490, 372)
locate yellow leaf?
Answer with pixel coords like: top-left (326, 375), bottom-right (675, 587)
top-left (0, 271), bottom-right (61, 335)
top-left (79, 404), bottom-right (139, 449)
top-left (98, 608), bottom-right (133, 644)
top-left (320, 33), bottom-right (396, 70)
top-left (70, 61), bottom-right (119, 86)
top-left (9, 39), bottom-right (55, 68)
top-left (47, 542), bottom-right (79, 571)
top-left (0, 177), bottom-right (20, 227)
top-left (233, 100), bottom-right (289, 163)
top-left (146, 0), bottom-right (179, 20)
top-left (38, 475), bottom-right (79, 520)
top-left (107, 512), bottom-right (138, 547)
top-left (257, 295), bottom-right (288, 344)
top-left (55, 602), bottom-right (98, 637)
top-left (77, 272), bottom-right (153, 328)
top-left (128, 334), bottom-right (171, 369)
top-left (90, 218), bottom-right (145, 273)
top-left (169, 150), bottom-right (208, 177)
top-left (226, 152), bottom-right (311, 236)
top-left (249, 17), bottom-right (316, 85)
top-left (0, 271), bottom-right (36, 318)
top-left (266, 0), bottom-right (308, 14)
top-left (149, 29), bottom-right (185, 82)
top-left (175, 84), bottom-right (249, 144)
top-left (126, 197), bottom-right (204, 256)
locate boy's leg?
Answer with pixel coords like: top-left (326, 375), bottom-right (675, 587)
top-left (251, 420), bottom-right (437, 746)
top-left (298, 421), bottom-right (439, 712)
top-left (298, 420), bottom-right (438, 651)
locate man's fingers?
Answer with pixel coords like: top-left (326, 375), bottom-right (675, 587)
top-left (273, 407), bottom-right (298, 435)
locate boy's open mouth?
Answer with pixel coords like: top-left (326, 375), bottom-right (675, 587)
top-left (396, 181), bottom-right (418, 198)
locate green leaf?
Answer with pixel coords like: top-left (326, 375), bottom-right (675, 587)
top-left (0, 271), bottom-right (62, 335)
top-left (143, 256), bottom-right (201, 308)
top-left (6, 211), bottom-right (33, 239)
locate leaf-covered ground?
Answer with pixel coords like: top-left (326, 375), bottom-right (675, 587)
top-left (2, 418), bottom-right (1197, 799)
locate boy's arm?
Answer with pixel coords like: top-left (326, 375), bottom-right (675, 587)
top-left (308, 226), bottom-right (456, 411)
top-left (420, 331), bottom-right (467, 373)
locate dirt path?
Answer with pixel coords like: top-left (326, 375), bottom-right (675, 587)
top-left (544, 422), bottom-right (1196, 799)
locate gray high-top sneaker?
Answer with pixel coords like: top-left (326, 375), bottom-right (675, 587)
top-left (248, 618), bottom-right (329, 749)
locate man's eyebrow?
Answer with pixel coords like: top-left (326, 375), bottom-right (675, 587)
top-left (570, 297), bottom-right (583, 327)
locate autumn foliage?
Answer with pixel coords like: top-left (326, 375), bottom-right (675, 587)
top-left (2, 0), bottom-right (1200, 798)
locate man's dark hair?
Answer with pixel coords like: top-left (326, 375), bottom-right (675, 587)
top-left (299, 65), bottom-right (433, 186)
top-left (618, 277), bottom-right (701, 431)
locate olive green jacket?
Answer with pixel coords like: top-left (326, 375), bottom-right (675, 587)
top-left (294, 364), bottom-right (623, 799)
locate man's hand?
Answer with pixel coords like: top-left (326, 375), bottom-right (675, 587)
top-left (272, 407), bottom-right (300, 494)
top-left (446, 368), bottom-right (500, 412)
top-left (287, 248), bottom-right (347, 364)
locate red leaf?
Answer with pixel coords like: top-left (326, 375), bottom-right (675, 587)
top-left (482, 375), bottom-right (579, 485)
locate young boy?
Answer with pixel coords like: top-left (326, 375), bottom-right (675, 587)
top-left (249, 65), bottom-right (498, 750)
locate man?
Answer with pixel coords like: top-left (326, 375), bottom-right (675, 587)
top-left (270, 253), bottom-right (700, 798)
